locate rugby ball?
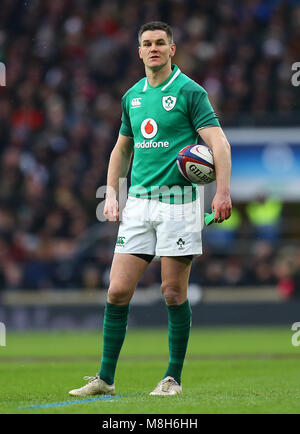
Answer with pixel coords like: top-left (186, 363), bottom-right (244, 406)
top-left (177, 144), bottom-right (216, 184)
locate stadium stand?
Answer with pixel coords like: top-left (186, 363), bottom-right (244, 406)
top-left (0, 0), bottom-right (299, 294)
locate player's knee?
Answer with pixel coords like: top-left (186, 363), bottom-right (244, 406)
top-left (161, 281), bottom-right (184, 305)
top-left (107, 284), bottom-right (131, 305)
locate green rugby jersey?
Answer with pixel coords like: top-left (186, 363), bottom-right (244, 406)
top-left (119, 64), bottom-right (220, 203)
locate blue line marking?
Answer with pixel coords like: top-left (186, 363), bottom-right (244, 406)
top-left (20, 394), bottom-right (126, 410)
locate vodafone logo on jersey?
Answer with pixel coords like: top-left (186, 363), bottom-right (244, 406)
top-left (141, 118), bottom-right (158, 139)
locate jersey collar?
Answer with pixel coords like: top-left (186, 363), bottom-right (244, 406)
top-left (142, 64), bottom-right (181, 92)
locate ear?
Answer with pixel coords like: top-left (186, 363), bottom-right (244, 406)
top-left (170, 43), bottom-right (176, 58)
top-left (138, 46), bottom-right (142, 59)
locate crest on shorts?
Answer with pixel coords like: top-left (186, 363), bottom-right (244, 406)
top-left (116, 236), bottom-right (126, 246)
top-left (162, 96), bottom-right (177, 111)
top-left (176, 238), bottom-right (185, 250)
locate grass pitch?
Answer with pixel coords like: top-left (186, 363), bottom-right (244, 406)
top-left (0, 326), bottom-right (299, 414)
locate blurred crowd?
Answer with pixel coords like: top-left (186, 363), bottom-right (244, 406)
top-left (0, 0), bottom-right (299, 296)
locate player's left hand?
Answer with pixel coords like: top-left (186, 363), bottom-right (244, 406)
top-left (211, 191), bottom-right (232, 223)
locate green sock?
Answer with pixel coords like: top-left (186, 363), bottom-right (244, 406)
top-left (164, 299), bottom-right (192, 385)
top-left (99, 302), bottom-right (129, 385)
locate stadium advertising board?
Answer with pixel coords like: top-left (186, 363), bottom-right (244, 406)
top-left (225, 128), bottom-right (300, 201)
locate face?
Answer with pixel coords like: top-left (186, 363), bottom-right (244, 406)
top-left (139, 29), bottom-right (176, 71)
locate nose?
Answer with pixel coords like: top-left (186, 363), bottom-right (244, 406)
top-left (150, 43), bottom-right (158, 51)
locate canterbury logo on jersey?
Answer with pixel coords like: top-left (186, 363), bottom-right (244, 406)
top-left (131, 98), bottom-right (142, 108)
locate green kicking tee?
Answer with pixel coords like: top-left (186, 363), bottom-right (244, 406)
top-left (119, 64), bottom-right (220, 203)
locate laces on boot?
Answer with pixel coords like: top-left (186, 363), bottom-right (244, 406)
top-left (83, 375), bottom-right (99, 383)
top-left (160, 377), bottom-right (177, 392)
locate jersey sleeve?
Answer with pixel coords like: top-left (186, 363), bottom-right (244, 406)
top-left (119, 94), bottom-right (133, 137)
top-left (183, 82), bottom-right (220, 130)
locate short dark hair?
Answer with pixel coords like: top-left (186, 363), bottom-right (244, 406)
top-left (138, 21), bottom-right (173, 45)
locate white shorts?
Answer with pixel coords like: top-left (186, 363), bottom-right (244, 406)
top-left (114, 196), bottom-right (202, 257)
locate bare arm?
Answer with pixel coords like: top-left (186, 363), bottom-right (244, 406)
top-left (198, 126), bottom-right (232, 223)
top-left (104, 133), bottom-right (134, 221)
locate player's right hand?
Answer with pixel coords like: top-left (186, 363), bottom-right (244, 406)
top-left (104, 197), bottom-right (119, 221)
